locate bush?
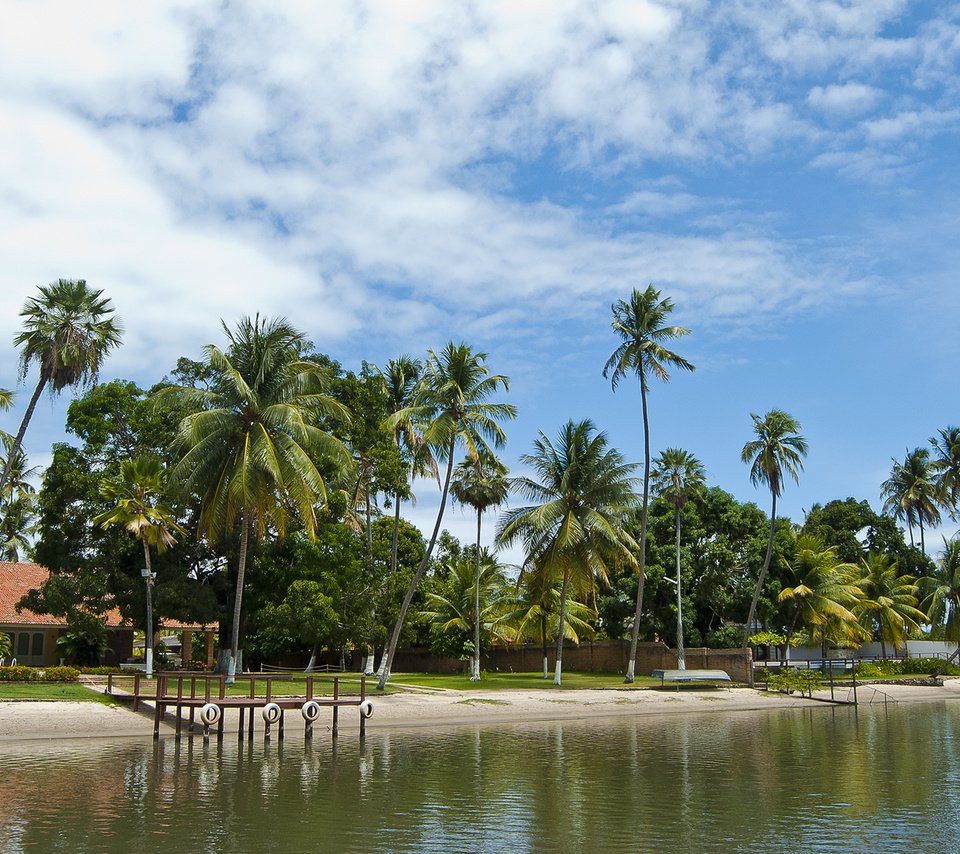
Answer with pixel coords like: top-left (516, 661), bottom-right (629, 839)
top-left (80, 666), bottom-right (125, 675)
top-left (0, 665), bottom-right (39, 682)
top-left (40, 666), bottom-right (80, 682)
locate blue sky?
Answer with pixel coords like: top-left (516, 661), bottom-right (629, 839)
top-left (1, 1), bottom-right (958, 556)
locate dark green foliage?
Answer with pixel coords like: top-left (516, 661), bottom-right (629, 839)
top-left (55, 612), bottom-right (109, 666)
top-left (854, 658), bottom-right (960, 678)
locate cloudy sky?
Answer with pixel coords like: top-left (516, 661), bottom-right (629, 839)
top-left (1, 1), bottom-right (958, 554)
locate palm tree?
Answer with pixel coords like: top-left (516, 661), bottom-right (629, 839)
top-left (157, 316), bottom-right (352, 681)
top-left (93, 457), bottom-right (185, 679)
top-left (650, 448), bottom-right (705, 670)
top-left (603, 285), bottom-right (694, 682)
top-left (855, 552), bottom-right (925, 658)
top-left (0, 497), bottom-right (38, 562)
top-left (741, 409), bottom-right (808, 655)
top-left (377, 343), bottom-right (515, 688)
top-left (930, 426), bottom-right (960, 520)
top-left (0, 280), bottom-right (122, 498)
top-left (505, 561), bottom-right (596, 678)
top-left (496, 419), bottom-right (639, 685)
top-left (776, 535), bottom-right (864, 654)
top-left (420, 552), bottom-right (513, 664)
top-left (881, 448), bottom-right (940, 555)
top-left (921, 536), bottom-right (960, 648)
top-left (451, 450), bottom-right (510, 680)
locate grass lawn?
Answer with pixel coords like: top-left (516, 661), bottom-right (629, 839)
top-left (0, 683), bottom-right (120, 705)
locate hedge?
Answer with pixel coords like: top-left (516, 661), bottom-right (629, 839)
top-left (0, 665), bottom-right (81, 682)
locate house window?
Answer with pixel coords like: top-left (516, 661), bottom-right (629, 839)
top-left (32, 633), bottom-right (44, 657)
top-left (17, 633), bottom-right (29, 656)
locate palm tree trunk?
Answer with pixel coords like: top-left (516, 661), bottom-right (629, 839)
top-left (743, 492), bottom-right (778, 674)
top-left (227, 511), bottom-right (251, 684)
top-left (390, 491), bottom-right (402, 575)
top-left (541, 614), bottom-right (549, 678)
top-left (675, 507), bottom-right (685, 670)
top-left (142, 537), bottom-right (154, 680)
top-left (472, 508), bottom-right (482, 681)
top-left (0, 375), bottom-right (45, 499)
top-left (378, 438), bottom-right (456, 689)
top-left (919, 516), bottom-right (926, 557)
top-left (555, 565), bottom-right (569, 686)
top-left (306, 641), bottom-right (319, 671)
top-left (625, 377), bottom-right (651, 683)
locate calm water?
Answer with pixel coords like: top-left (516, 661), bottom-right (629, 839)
top-left (2, 701), bottom-right (960, 853)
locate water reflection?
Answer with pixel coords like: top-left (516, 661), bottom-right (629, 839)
top-left (1, 702), bottom-right (959, 852)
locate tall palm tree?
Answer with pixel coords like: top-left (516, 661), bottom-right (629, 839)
top-left (0, 497), bottom-right (38, 562)
top-left (930, 426), bottom-right (960, 520)
top-left (603, 285), bottom-right (693, 682)
top-left (855, 552), bottom-right (925, 658)
top-left (881, 448), bottom-right (940, 555)
top-left (93, 457), bottom-right (185, 679)
top-left (377, 343), bottom-right (515, 688)
top-left (921, 536), bottom-right (960, 648)
top-left (496, 419), bottom-right (639, 685)
top-left (451, 450), bottom-right (510, 680)
top-left (741, 409), bottom-right (808, 655)
top-left (650, 448), bottom-right (705, 670)
top-left (0, 280), bottom-right (122, 498)
top-left (776, 535), bottom-right (864, 654)
top-left (157, 316), bottom-right (352, 681)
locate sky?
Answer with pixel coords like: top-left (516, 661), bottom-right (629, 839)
top-left (1, 0), bottom-right (958, 559)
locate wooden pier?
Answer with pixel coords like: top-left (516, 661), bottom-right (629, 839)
top-left (105, 671), bottom-right (372, 740)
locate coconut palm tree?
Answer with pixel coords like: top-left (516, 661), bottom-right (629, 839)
top-left (603, 285), bottom-right (694, 682)
top-left (420, 552), bottom-right (513, 665)
top-left (741, 409), bottom-right (808, 655)
top-left (496, 419), bottom-right (639, 685)
top-left (0, 280), bottom-right (122, 498)
top-left (157, 316), bottom-right (352, 681)
top-left (855, 552), bottom-right (925, 658)
top-left (930, 426), bottom-right (960, 520)
top-left (377, 342), bottom-right (515, 688)
top-left (93, 457), bottom-right (185, 679)
top-left (505, 561), bottom-right (596, 678)
top-left (0, 497), bottom-right (38, 562)
top-left (881, 448), bottom-right (940, 555)
top-left (921, 536), bottom-right (960, 648)
top-left (650, 448), bottom-right (705, 670)
top-left (451, 450), bottom-right (510, 679)
top-left (776, 535), bottom-right (864, 654)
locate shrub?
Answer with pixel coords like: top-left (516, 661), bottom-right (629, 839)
top-left (40, 666), bottom-right (80, 682)
top-left (0, 665), bottom-right (40, 682)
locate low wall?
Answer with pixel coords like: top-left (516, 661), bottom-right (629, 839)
top-left (388, 640), bottom-right (751, 682)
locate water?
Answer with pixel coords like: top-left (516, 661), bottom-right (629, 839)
top-left (2, 701), bottom-right (960, 853)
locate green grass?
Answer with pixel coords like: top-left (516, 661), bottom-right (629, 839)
top-left (383, 671), bottom-right (661, 691)
top-left (0, 683), bottom-right (120, 705)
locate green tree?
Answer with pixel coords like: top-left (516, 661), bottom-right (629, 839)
top-left (377, 342), bottom-right (515, 688)
top-left (496, 419), bottom-right (638, 685)
top-left (650, 448), bottom-right (705, 669)
top-left (93, 457), bottom-right (184, 678)
top-left (921, 537), bottom-right (960, 647)
top-left (158, 316), bottom-right (352, 681)
top-left (1, 279), bottom-right (122, 498)
top-left (881, 448), bottom-right (940, 556)
top-left (775, 534), bottom-right (864, 654)
top-left (741, 409), bottom-right (808, 656)
top-left (930, 426), bottom-right (960, 520)
top-left (855, 552), bottom-right (925, 658)
top-left (420, 551), bottom-right (512, 664)
top-left (451, 450), bottom-right (510, 680)
top-left (603, 285), bottom-right (694, 682)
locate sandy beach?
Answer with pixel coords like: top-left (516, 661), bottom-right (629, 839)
top-left (2, 679), bottom-right (959, 742)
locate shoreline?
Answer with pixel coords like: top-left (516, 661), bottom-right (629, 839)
top-left (2, 679), bottom-right (959, 742)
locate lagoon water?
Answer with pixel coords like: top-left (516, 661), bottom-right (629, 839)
top-left (2, 701), bottom-right (959, 853)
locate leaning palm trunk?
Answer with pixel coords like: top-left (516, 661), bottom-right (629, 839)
top-left (0, 376), bottom-right (45, 499)
top-left (625, 379), bottom-right (651, 683)
top-left (742, 493), bottom-right (778, 672)
top-left (554, 566), bottom-right (570, 685)
top-left (674, 507), bottom-right (685, 670)
top-left (378, 441), bottom-right (456, 689)
top-left (227, 511), bottom-right (251, 684)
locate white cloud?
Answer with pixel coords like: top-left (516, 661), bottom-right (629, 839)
top-left (807, 82), bottom-right (880, 115)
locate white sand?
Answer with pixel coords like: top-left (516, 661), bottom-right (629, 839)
top-left (2, 679), bottom-right (958, 742)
